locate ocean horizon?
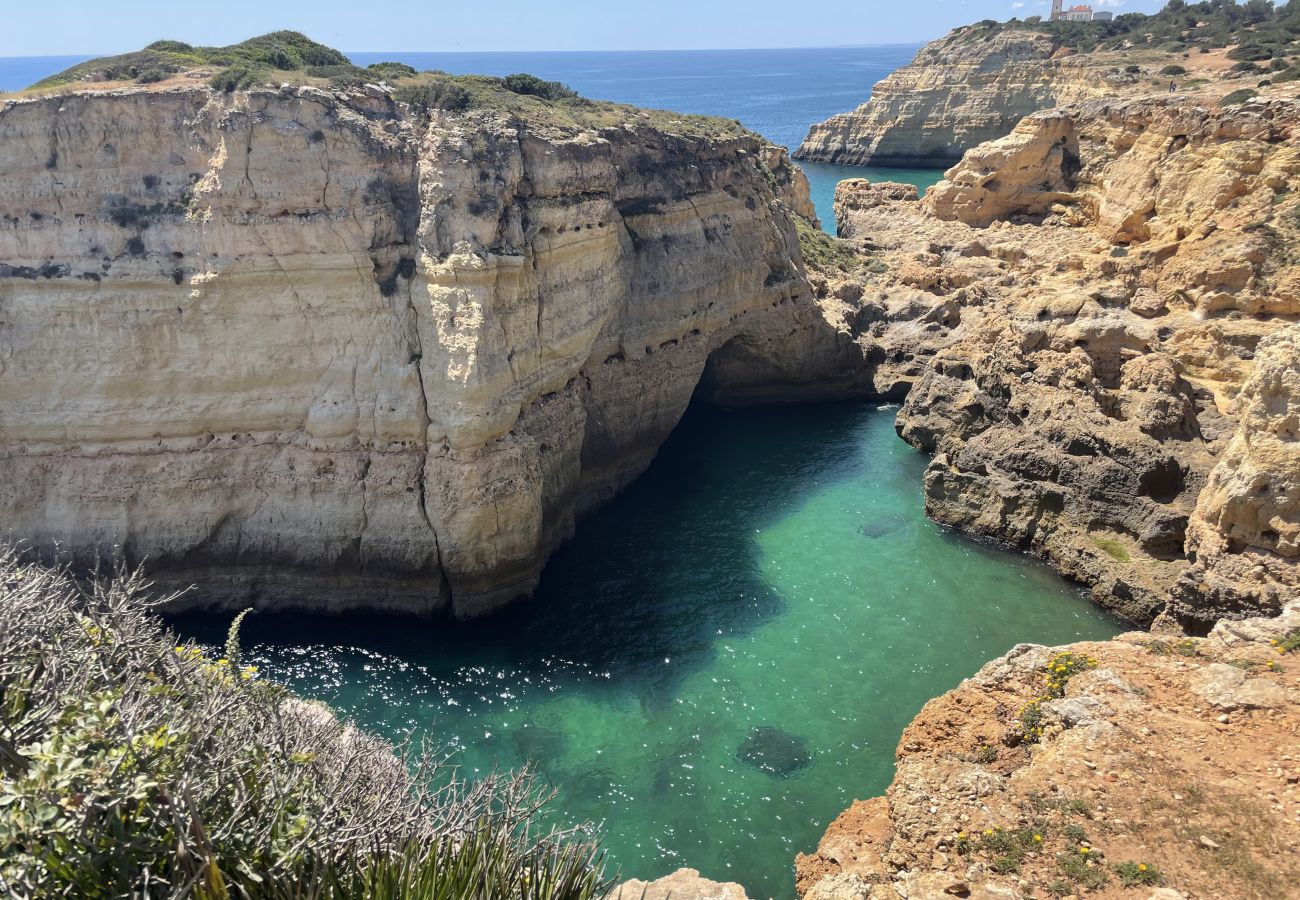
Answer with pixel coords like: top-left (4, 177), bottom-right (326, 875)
top-left (0, 46), bottom-right (944, 227)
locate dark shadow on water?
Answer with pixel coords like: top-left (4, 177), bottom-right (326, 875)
top-left (168, 400), bottom-right (879, 708)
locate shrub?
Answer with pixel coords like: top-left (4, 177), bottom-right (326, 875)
top-left (1057, 850), bottom-right (1108, 889)
top-left (144, 40), bottom-right (194, 53)
top-left (1220, 88), bottom-right (1258, 106)
top-left (1228, 44), bottom-right (1274, 61)
top-left (33, 31), bottom-right (349, 90)
top-left (1160, 64), bottom-right (1188, 75)
top-left (1272, 627), bottom-right (1300, 654)
top-left (368, 61), bottom-right (418, 80)
top-left (1019, 699), bottom-right (1047, 743)
top-left (393, 77), bottom-right (474, 114)
top-left (210, 62), bottom-right (268, 92)
top-left (1114, 861), bottom-right (1164, 887)
top-left (501, 72), bottom-right (579, 101)
top-left (0, 549), bottom-right (609, 899)
top-left (1043, 651), bottom-right (1096, 698)
top-left (796, 218), bottom-right (864, 274)
top-left (305, 63), bottom-right (371, 88)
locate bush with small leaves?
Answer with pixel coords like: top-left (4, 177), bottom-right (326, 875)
top-left (393, 77), bottom-right (474, 114)
top-left (501, 72), bottom-right (579, 101)
top-left (0, 548), bottom-right (609, 899)
top-left (1220, 88), bottom-right (1258, 106)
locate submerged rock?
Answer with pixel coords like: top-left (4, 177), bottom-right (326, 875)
top-left (737, 725), bottom-right (812, 778)
top-left (859, 515), bottom-right (906, 540)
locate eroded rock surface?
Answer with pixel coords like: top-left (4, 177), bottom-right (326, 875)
top-left (794, 21), bottom-right (1281, 170)
top-left (795, 30), bottom-right (1103, 168)
top-left (0, 83), bottom-right (864, 615)
top-left (615, 867), bottom-right (751, 900)
top-left (821, 97), bottom-right (1300, 628)
top-left (796, 601), bottom-right (1300, 899)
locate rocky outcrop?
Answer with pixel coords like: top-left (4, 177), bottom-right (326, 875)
top-left (820, 97), bottom-right (1300, 628)
top-left (795, 600), bottom-right (1300, 899)
top-left (794, 29), bottom-right (1127, 167)
top-left (615, 868), bottom-right (751, 900)
top-left (1173, 325), bottom-right (1300, 627)
top-left (0, 83), bottom-right (867, 616)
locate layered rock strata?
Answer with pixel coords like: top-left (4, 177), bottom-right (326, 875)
top-left (0, 84), bottom-right (866, 616)
top-left (816, 97), bottom-right (1299, 629)
top-left (795, 30), bottom-right (1124, 167)
top-left (795, 600), bottom-right (1300, 899)
top-left (793, 23), bottom-right (1273, 170)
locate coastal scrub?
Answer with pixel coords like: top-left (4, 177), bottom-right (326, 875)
top-left (0, 548), bottom-right (609, 899)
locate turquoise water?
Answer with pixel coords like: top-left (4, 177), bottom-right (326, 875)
top-left (175, 404), bottom-right (1122, 898)
top-left (797, 160), bottom-right (946, 233)
top-left (1, 47), bottom-right (944, 230)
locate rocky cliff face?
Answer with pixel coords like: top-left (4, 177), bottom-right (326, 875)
top-left (819, 97), bottom-right (1299, 630)
top-left (794, 30), bottom-right (1124, 167)
top-left (795, 600), bottom-right (1300, 900)
top-left (0, 83), bottom-right (862, 616)
top-left (791, 92), bottom-right (1300, 900)
top-left (792, 21), bottom-right (1271, 170)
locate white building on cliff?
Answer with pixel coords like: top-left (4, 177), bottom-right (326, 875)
top-left (1049, 0), bottom-right (1114, 22)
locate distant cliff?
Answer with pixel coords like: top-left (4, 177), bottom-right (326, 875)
top-left (794, 7), bottom-right (1299, 169)
top-left (795, 30), bottom-right (1113, 167)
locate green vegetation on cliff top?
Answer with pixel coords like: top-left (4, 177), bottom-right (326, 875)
top-left (22, 31), bottom-right (748, 141)
top-left (959, 0), bottom-right (1300, 57)
top-left (0, 548), bottom-right (609, 899)
top-left (32, 31), bottom-right (352, 88)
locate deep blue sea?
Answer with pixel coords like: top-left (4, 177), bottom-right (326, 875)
top-left (0, 48), bottom-right (945, 229)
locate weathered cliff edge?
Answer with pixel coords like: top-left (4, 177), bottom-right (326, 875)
top-left (608, 94), bottom-right (1300, 900)
top-left (792, 16), bottom-right (1279, 170)
top-left (779, 96), bottom-right (1300, 900)
top-left (818, 97), bottom-right (1299, 632)
top-left (0, 83), bottom-right (874, 616)
top-left (794, 30), bottom-right (1127, 168)
top-left (794, 601), bottom-right (1300, 900)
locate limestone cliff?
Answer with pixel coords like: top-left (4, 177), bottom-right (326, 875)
top-left (795, 30), bottom-right (1114, 167)
top-left (0, 81), bottom-right (863, 616)
top-left (793, 90), bottom-right (1300, 900)
top-left (815, 97), bottom-right (1299, 630)
top-left (794, 20), bottom-right (1281, 169)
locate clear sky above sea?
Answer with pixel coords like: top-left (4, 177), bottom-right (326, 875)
top-left (1, 0), bottom-right (1172, 57)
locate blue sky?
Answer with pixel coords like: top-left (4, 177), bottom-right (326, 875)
top-left (2, 0), bottom-right (1171, 56)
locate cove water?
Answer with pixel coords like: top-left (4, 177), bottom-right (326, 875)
top-left (0, 47), bottom-right (946, 230)
top-left (176, 406), bottom-right (1122, 899)
top-left (6, 46), bottom-right (1110, 898)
